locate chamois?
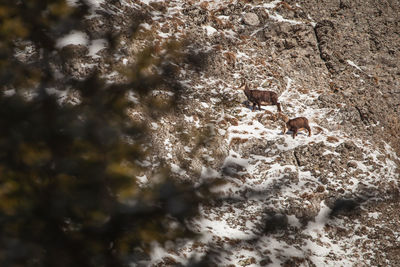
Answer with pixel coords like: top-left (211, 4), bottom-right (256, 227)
top-left (281, 115), bottom-right (312, 139)
top-left (238, 79), bottom-right (282, 112)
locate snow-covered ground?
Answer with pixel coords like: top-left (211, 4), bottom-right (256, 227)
top-left (121, 0), bottom-right (400, 266)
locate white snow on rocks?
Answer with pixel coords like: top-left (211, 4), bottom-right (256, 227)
top-left (88, 39), bottom-right (108, 58)
top-left (268, 12), bottom-right (302, 25)
top-left (203, 25), bottom-right (218, 36)
top-left (171, 163), bottom-right (187, 176)
top-left (56, 31), bottom-right (89, 48)
top-left (85, 0), bottom-right (104, 9)
top-left (346, 59), bottom-right (363, 71)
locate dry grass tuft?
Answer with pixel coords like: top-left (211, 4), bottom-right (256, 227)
top-left (264, 113), bottom-right (280, 122)
top-left (225, 116), bottom-right (239, 126)
top-left (329, 81), bottom-right (340, 92)
top-left (297, 87), bottom-right (310, 94)
top-left (199, 1), bottom-right (209, 10)
top-left (255, 57), bottom-right (266, 66)
top-left (274, 1), bottom-right (296, 11)
top-left (224, 51), bottom-right (236, 65)
top-left (326, 136), bottom-right (339, 143)
top-left (316, 185), bottom-right (325, 192)
top-left (230, 137), bottom-right (249, 146)
top-left (313, 126), bottom-right (324, 135)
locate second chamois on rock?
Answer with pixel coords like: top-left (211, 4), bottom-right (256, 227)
top-left (281, 114), bottom-right (312, 139)
top-left (238, 79), bottom-right (282, 112)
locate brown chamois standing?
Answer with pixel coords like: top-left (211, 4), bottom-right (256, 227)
top-left (281, 114), bottom-right (312, 139)
top-left (238, 79), bottom-right (282, 112)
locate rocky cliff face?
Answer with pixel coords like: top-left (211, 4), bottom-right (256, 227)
top-left (53, 0), bottom-right (399, 266)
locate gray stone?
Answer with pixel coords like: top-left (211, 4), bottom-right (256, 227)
top-left (243, 12), bottom-right (260, 26)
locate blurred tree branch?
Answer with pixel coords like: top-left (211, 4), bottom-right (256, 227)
top-left (0, 1), bottom-right (213, 266)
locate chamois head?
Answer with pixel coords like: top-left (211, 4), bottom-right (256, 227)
top-left (238, 78), bottom-right (247, 91)
top-left (279, 113), bottom-right (290, 133)
top-left (278, 112), bottom-right (289, 123)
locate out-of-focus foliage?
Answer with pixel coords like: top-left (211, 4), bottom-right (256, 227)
top-left (0, 1), bottom-right (208, 266)
top-left (0, 0), bottom-right (88, 89)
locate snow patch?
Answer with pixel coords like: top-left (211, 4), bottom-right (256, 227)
top-left (171, 163), bottom-right (187, 176)
top-left (346, 60), bottom-right (363, 71)
top-left (136, 175), bottom-right (148, 184)
top-left (200, 167), bottom-right (219, 179)
top-left (203, 25), bottom-right (218, 36)
top-left (88, 39), bottom-right (108, 58)
top-left (56, 31), bottom-right (89, 48)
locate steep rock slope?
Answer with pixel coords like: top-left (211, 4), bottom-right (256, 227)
top-left (56, 0), bottom-right (400, 266)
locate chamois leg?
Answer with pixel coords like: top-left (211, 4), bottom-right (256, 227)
top-left (292, 128), bottom-right (298, 139)
top-left (282, 125), bottom-right (288, 135)
top-left (252, 102), bottom-right (257, 111)
top-left (276, 102), bottom-right (282, 112)
top-left (257, 102), bottom-right (261, 111)
top-left (306, 125), bottom-right (312, 137)
top-left (272, 97), bottom-right (281, 112)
